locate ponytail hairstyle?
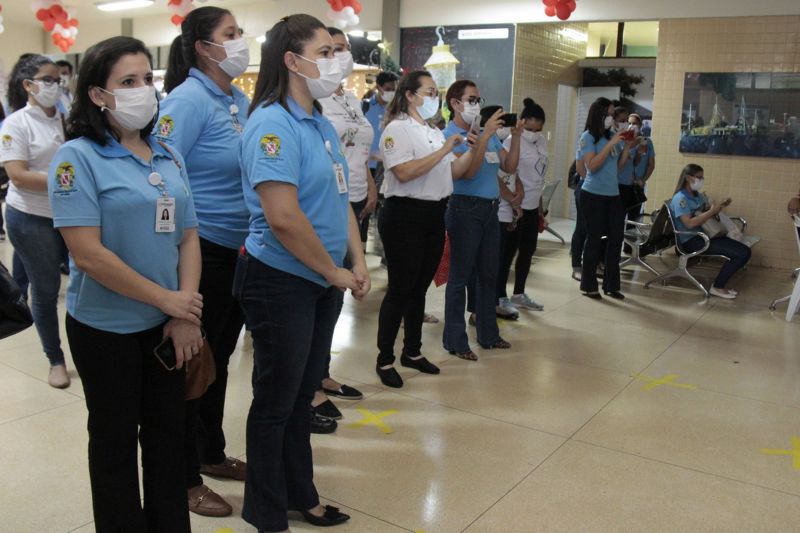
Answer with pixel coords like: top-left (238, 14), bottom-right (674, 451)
top-left (164, 6), bottom-right (232, 93)
top-left (675, 163), bottom-right (704, 193)
top-left (383, 70), bottom-right (433, 128)
top-left (585, 96), bottom-right (613, 143)
top-left (7, 53), bottom-right (55, 112)
top-left (520, 97), bottom-right (545, 123)
top-left (250, 14), bottom-right (327, 114)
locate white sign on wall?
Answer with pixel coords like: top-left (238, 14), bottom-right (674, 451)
top-left (458, 28), bottom-right (510, 40)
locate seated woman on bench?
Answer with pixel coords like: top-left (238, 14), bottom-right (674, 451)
top-left (670, 163), bottom-right (751, 300)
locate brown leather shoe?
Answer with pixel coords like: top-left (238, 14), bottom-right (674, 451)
top-left (200, 457), bottom-right (246, 481)
top-left (187, 485), bottom-right (232, 517)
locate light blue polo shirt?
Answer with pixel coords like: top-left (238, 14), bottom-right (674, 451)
top-left (618, 147), bottom-right (635, 186)
top-left (634, 138), bottom-right (656, 179)
top-left (443, 121), bottom-right (501, 199)
top-left (364, 94), bottom-right (386, 169)
top-left (240, 97), bottom-right (350, 287)
top-left (577, 130), bottom-right (622, 197)
top-left (48, 135), bottom-right (198, 334)
top-left (670, 189), bottom-right (706, 243)
top-left (155, 67), bottom-right (250, 250)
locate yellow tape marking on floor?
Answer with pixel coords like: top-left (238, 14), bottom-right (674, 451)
top-left (348, 408), bottom-right (398, 434)
top-left (213, 528), bottom-right (235, 533)
top-left (761, 436), bottom-right (800, 469)
top-left (632, 373), bottom-right (698, 392)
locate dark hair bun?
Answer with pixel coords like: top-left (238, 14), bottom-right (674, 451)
top-left (520, 97), bottom-right (545, 122)
top-left (523, 98), bottom-right (537, 109)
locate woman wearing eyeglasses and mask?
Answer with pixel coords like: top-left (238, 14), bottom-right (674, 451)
top-left (49, 36), bottom-right (203, 532)
top-left (671, 164), bottom-right (750, 299)
top-left (375, 71), bottom-right (476, 388)
top-left (156, 6), bottom-right (251, 517)
top-left (577, 97), bottom-right (627, 300)
top-left (237, 15), bottom-right (370, 532)
top-left (0, 53), bottom-right (70, 388)
top-left (441, 80), bottom-right (515, 362)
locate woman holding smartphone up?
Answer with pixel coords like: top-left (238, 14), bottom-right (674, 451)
top-left (49, 36), bottom-right (201, 532)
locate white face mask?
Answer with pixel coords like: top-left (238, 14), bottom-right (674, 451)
top-left (459, 101), bottom-right (481, 125)
top-left (31, 81), bottom-right (61, 108)
top-left (293, 54), bottom-right (342, 100)
top-left (496, 127), bottom-right (510, 141)
top-left (204, 38), bottom-right (250, 78)
top-left (100, 86), bottom-right (158, 132)
top-left (522, 130), bottom-right (544, 143)
top-left (604, 116), bottom-right (614, 130)
top-left (380, 90), bottom-right (395, 103)
top-left (690, 177), bottom-right (705, 191)
top-left (334, 51), bottom-right (354, 79)
top-left (417, 95), bottom-right (440, 120)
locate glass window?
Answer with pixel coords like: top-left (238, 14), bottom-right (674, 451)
top-left (622, 21), bottom-right (659, 57)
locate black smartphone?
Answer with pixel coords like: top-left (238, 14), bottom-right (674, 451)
top-left (154, 337), bottom-right (177, 371)
top-left (501, 113), bottom-right (518, 127)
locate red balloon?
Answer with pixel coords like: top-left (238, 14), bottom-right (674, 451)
top-left (171, 14), bottom-right (184, 25)
top-left (43, 20), bottom-right (55, 32)
top-left (544, 5), bottom-right (556, 16)
top-left (50, 5), bottom-right (64, 16)
top-left (568, 0), bottom-right (577, 10)
top-left (330, 0), bottom-right (344, 11)
top-left (351, 0), bottom-right (363, 14)
top-left (543, 0), bottom-right (557, 5)
top-left (36, 9), bottom-right (49, 21)
top-left (556, 3), bottom-right (572, 19)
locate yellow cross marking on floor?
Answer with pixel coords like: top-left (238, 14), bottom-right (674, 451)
top-left (213, 528), bottom-right (235, 533)
top-left (349, 408), bottom-right (398, 434)
top-left (632, 373), bottom-right (697, 391)
top-left (761, 436), bottom-right (800, 469)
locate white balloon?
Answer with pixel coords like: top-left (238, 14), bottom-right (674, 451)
top-left (341, 6), bottom-right (355, 17)
top-left (0, 24), bottom-right (4, 35)
top-left (350, 14), bottom-right (360, 26)
top-left (69, 27), bottom-right (78, 38)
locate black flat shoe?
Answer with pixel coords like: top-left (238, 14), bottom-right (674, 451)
top-left (604, 291), bottom-right (625, 300)
top-left (400, 354), bottom-right (440, 374)
top-left (310, 411), bottom-right (337, 434)
top-left (582, 291), bottom-right (602, 300)
top-left (322, 383), bottom-right (363, 400)
top-left (312, 399), bottom-right (342, 420)
top-left (376, 364), bottom-right (403, 388)
top-left (292, 505), bottom-right (350, 527)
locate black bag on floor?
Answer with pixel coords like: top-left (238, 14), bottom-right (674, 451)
top-left (0, 260), bottom-right (33, 340)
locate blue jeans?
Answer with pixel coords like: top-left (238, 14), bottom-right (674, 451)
top-left (6, 206), bottom-right (65, 365)
top-left (682, 236), bottom-right (752, 288)
top-left (443, 195), bottom-right (501, 352)
top-left (235, 255), bottom-right (338, 533)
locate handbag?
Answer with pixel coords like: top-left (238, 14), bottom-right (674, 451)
top-left (631, 183), bottom-right (647, 206)
top-left (0, 261), bottom-right (34, 340)
top-left (185, 341), bottom-right (216, 400)
top-left (701, 215), bottom-right (727, 239)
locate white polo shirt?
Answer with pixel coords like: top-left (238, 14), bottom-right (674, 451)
top-left (0, 104), bottom-right (66, 218)
top-left (380, 115), bottom-right (455, 201)
top-left (319, 91), bottom-right (375, 203)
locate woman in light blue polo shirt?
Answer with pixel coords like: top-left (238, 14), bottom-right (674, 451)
top-left (236, 15), bottom-right (370, 532)
top-left (49, 36), bottom-right (201, 533)
top-left (577, 97), bottom-right (627, 300)
top-left (156, 5), bottom-right (250, 516)
top-left (670, 163), bottom-right (750, 299)
top-left (442, 80), bottom-right (516, 361)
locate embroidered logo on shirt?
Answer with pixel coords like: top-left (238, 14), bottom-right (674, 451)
top-left (54, 162), bottom-right (76, 193)
top-left (260, 134), bottom-right (281, 157)
top-left (1, 135), bottom-right (12, 149)
top-left (383, 136), bottom-right (395, 150)
top-left (156, 116), bottom-right (174, 138)
top-left (679, 197), bottom-right (688, 209)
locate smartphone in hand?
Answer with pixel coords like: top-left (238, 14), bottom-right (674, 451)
top-left (154, 337), bottom-right (177, 371)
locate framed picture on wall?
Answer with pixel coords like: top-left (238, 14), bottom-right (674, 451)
top-left (679, 72), bottom-right (800, 159)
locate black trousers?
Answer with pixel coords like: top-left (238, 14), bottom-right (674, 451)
top-left (498, 207), bottom-right (540, 298)
top-left (619, 184), bottom-right (643, 221)
top-left (580, 190), bottom-right (624, 293)
top-left (236, 257), bottom-right (338, 533)
top-left (377, 196), bottom-right (447, 365)
top-left (66, 315), bottom-right (190, 533)
top-left (185, 238), bottom-right (246, 488)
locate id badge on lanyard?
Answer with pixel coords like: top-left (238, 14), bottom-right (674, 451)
top-left (325, 139), bottom-right (348, 194)
top-left (148, 171), bottom-right (176, 233)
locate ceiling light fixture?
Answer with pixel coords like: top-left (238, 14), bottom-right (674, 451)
top-left (96, 0), bottom-right (155, 12)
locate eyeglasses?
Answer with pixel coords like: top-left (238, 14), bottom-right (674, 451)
top-left (415, 88), bottom-right (439, 98)
top-left (31, 76), bottom-right (64, 87)
top-left (460, 96), bottom-right (485, 106)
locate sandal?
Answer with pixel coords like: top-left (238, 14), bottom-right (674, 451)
top-left (449, 349), bottom-right (479, 361)
top-left (480, 338), bottom-right (512, 350)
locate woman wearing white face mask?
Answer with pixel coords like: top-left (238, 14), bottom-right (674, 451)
top-left (158, 6), bottom-right (251, 516)
top-left (0, 53), bottom-right (70, 388)
top-left (670, 164), bottom-right (750, 299)
top-left (497, 98), bottom-right (548, 314)
top-left (49, 36), bottom-right (202, 532)
top-left (238, 15), bottom-right (371, 532)
top-left (375, 71), bottom-right (476, 387)
top-left (314, 26), bottom-right (376, 421)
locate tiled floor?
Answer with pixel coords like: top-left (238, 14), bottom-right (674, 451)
top-left (3, 218), bottom-right (800, 533)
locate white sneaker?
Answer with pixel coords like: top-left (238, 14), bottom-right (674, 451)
top-left (709, 287), bottom-right (737, 300)
top-left (496, 298), bottom-right (519, 319)
top-left (510, 293), bottom-right (545, 311)
top-left (48, 364), bottom-right (71, 389)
